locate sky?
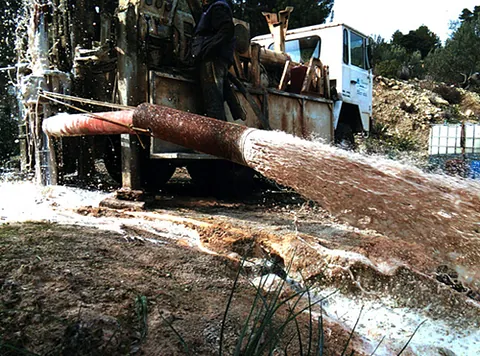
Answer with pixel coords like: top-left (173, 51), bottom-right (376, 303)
top-left (332, 0), bottom-right (479, 43)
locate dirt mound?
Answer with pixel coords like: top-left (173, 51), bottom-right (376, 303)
top-left (369, 76), bottom-right (480, 158)
top-left (0, 222), bottom-right (360, 356)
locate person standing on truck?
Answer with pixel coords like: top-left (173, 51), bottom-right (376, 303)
top-left (192, 0), bottom-right (243, 122)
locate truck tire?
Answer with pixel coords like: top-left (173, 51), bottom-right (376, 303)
top-left (142, 160), bottom-right (176, 192)
top-left (334, 122), bottom-right (355, 150)
top-left (187, 160), bottom-right (255, 196)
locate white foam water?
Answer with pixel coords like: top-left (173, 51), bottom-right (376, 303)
top-left (253, 274), bottom-right (480, 355)
top-left (0, 180), bottom-right (202, 247)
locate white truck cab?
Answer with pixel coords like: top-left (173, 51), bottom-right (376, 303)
top-left (252, 23), bottom-right (373, 140)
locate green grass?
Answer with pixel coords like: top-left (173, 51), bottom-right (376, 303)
top-left (164, 255), bottom-right (426, 355)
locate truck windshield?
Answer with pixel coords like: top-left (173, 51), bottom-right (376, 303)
top-left (269, 36), bottom-right (321, 64)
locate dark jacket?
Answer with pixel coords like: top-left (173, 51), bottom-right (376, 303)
top-left (192, 0), bottom-right (235, 63)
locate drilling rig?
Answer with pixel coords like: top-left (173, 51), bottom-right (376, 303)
top-left (17, 0), bottom-right (372, 192)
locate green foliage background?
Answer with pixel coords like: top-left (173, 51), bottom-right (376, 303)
top-left (374, 5), bottom-right (480, 92)
top-left (230, 0), bottom-right (334, 37)
top-left (425, 7), bottom-right (480, 86)
top-left (0, 0), bottom-right (21, 163)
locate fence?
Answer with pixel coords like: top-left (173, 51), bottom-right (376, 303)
top-left (429, 123), bottom-right (480, 178)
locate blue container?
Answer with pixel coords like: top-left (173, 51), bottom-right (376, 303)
top-left (471, 160), bottom-right (480, 179)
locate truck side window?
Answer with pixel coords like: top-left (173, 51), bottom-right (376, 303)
top-left (350, 31), bottom-right (365, 69)
top-left (269, 36), bottom-right (321, 64)
top-left (343, 29), bottom-right (349, 64)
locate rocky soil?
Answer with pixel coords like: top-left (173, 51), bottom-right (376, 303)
top-left (364, 77), bottom-right (480, 165)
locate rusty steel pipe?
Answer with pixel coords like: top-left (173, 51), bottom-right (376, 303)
top-left (133, 103), bottom-right (254, 165)
top-left (42, 110), bottom-right (136, 136)
top-left (42, 103), bottom-right (256, 166)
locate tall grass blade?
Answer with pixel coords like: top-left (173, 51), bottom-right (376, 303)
top-left (283, 334), bottom-right (296, 355)
top-left (258, 290), bottom-right (337, 355)
top-left (233, 268), bottom-right (272, 356)
top-left (306, 286), bottom-right (313, 356)
top-left (219, 256), bottom-right (245, 356)
top-left (102, 323), bottom-right (121, 352)
top-left (244, 259), bottom-right (295, 355)
top-left (135, 295), bottom-right (148, 340)
top-left (242, 263), bottom-right (284, 350)
top-left (370, 335), bottom-right (385, 356)
top-left (340, 305), bottom-right (364, 356)
top-left (265, 291), bottom-right (308, 355)
top-left (396, 320), bottom-right (426, 356)
top-left (288, 302), bottom-right (304, 356)
top-left (161, 315), bottom-right (191, 355)
top-left (316, 308), bottom-right (324, 356)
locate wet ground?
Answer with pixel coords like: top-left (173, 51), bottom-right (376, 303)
top-left (0, 169), bottom-right (479, 355)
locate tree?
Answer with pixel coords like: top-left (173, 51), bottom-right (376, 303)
top-left (231, 0), bottom-right (334, 37)
top-left (391, 30), bottom-right (403, 45)
top-left (0, 0), bottom-right (22, 163)
top-left (231, 0), bottom-right (275, 37)
top-left (370, 25), bottom-right (439, 80)
top-left (371, 42), bottom-right (408, 78)
top-left (274, 0), bottom-right (334, 31)
top-left (425, 7), bottom-right (480, 88)
top-left (459, 6), bottom-right (480, 22)
top-left (371, 35), bottom-right (425, 80)
top-left (392, 26), bottom-right (440, 58)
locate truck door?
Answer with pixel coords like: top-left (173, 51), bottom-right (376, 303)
top-left (342, 28), bottom-right (372, 131)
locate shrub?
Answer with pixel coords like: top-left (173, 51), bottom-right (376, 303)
top-left (433, 85), bottom-right (463, 104)
top-left (0, 101), bottom-right (18, 163)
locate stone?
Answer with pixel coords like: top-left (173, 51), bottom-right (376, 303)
top-left (429, 95), bottom-right (450, 107)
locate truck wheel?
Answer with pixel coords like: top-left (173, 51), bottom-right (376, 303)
top-left (334, 122), bottom-right (355, 150)
top-left (187, 160), bottom-right (255, 196)
top-left (142, 160), bottom-right (176, 192)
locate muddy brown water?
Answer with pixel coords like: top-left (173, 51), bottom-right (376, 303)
top-left (242, 130), bottom-right (480, 286)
